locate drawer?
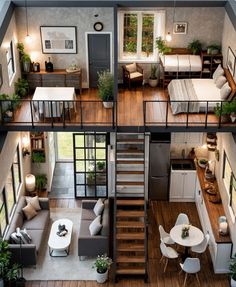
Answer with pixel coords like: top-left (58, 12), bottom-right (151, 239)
top-left (66, 81), bottom-right (80, 88)
top-left (28, 81), bottom-right (42, 89)
top-left (42, 74), bottom-right (65, 82)
top-left (26, 74), bottom-right (42, 81)
top-left (42, 81), bottom-right (65, 87)
top-left (66, 73), bottom-right (80, 80)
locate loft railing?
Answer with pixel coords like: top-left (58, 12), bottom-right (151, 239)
top-left (0, 99), bottom-right (117, 129)
top-left (143, 100), bottom-right (236, 129)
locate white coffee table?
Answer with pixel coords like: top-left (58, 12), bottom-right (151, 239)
top-left (48, 218), bottom-right (73, 257)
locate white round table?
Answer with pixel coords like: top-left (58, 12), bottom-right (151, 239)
top-left (170, 224), bottom-right (204, 259)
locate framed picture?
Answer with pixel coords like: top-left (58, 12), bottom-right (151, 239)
top-left (173, 22), bottom-right (187, 34)
top-left (0, 64), bottom-right (2, 88)
top-left (227, 46), bottom-right (235, 77)
top-left (40, 26), bottom-right (77, 54)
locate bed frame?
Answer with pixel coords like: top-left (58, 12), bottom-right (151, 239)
top-left (224, 68), bottom-right (236, 101)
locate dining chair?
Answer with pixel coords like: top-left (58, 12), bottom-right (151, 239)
top-left (159, 225), bottom-right (175, 245)
top-left (191, 233), bottom-right (210, 255)
top-left (160, 241), bottom-right (178, 272)
top-left (175, 213), bottom-right (190, 226)
top-left (179, 257), bottom-right (201, 287)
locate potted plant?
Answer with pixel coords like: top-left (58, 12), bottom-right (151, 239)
top-left (31, 151), bottom-right (45, 163)
top-left (148, 64), bottom-right (159, 87)
top-left (97, 71), bottom-right (114, 108)
top-left (229, 254), bottom-right (236, 286)
top-left (214, 102), bottom-right (232, 123)
top-left (93, 254), bottom-right (112, 283)
top-left (86, 172), bottom-right (95, 185)
top-left (35, 174), bottom-right (47, 191)
top-left (97, 161), bottom-right (106, 171)
top-left (155, 37), bottom-right (172, 55)
top-left (15, 78), bottom-right (29, 98)
top-left (207, 44), bottom-right (221, 55)
top-left (187, 40), bottom-right (202, 55)
top-left (17, 42), bottom-right (31, 73)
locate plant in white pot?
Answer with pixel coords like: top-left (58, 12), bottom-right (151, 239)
top-left (97, 71), bottom-right (114, 108)
top-left (93, 254), bottom-right (112, 283)
top-left (148, 64), bottom-right (159, 87)
top-left (229, 253), bottom-right (236, 287)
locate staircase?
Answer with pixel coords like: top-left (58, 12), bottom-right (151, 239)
top-left (113, 133), bottom-right (148, 282)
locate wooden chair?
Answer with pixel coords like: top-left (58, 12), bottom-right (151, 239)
top-left (122, 63), bottom-right (144, 89)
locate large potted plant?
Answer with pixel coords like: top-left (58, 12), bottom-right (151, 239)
top-left (93, 254), bottom-right (112, 283)
top-left (15, 78), bottom-right (29, 98)
top-left (148, 64), bottom-right (159, 87)
top-left (229, 254), bottom-right (236, 286)
top-left (187, 40), bottom-right (202, 55)
top-left (155, 37), bottom-right (172, 55)
top-left (214, 102), bottom-right (233, 123)
top-left (97, 71), bottom-right (114, 108)
top-left (35, 174), bottom-right (47, 191)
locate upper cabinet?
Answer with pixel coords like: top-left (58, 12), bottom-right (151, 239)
top-left (171, 133), bottom-right (204, 146)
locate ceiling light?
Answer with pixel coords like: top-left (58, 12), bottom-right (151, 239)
top-left (24, 0), bottom-right (31, 43)
top-left (166, 32), bottom-right (172, 42)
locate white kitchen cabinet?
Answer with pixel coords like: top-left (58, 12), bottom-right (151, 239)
top-left (171, 133), bottom-right (204, 145)
top-left (170, 170), bottom-right (196, 202)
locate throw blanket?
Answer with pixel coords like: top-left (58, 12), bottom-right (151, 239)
top-left (168, 79), bottom-right (200, 114)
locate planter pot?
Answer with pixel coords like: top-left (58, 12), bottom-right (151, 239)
top-left (96, 270), bottom-right (108, 284)
top-left (211, 49), bottom-right (219, 55)
top-left (230, 113), bottom-right (236, 123)
top-left (231, 278), bottom-right (236, 287)
top-left (103, 101), bottom-right (113, 109)
top-left (0, 279), bottom-right (4, 287)
top-left (148, 78), bottom-right (158, 88)
top-left (23, 61), bottom-right (31, 73)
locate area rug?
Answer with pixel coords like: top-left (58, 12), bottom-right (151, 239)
top-left (23, 208), bottom-right (96, 280)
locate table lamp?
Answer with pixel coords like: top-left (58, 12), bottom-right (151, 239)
top-left (25, 174), bottom-right (36, 192)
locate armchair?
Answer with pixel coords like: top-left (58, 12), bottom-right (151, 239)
top-left (122, 63), bottom-right (144, 89)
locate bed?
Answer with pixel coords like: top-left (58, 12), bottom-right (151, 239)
top-left (167, 68), bottom-right (236, 115)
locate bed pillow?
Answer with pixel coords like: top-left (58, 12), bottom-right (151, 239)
top-left (89, 215), bottom-right (102, 236)
top-left (213, 64), bottom-right (224, 81)
top-left (215, 76), bottom-right (227, 89)
top-left (93, 198), bottom-right (104, 216)
top-left (220, 82), bottom-right (231, 100)
top-left (125, 63), bottom-right (137, 73)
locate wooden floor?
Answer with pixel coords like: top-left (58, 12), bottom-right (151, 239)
top-left (26, 198), bottom-right (229, 287)
top-left (6, 86), bottom-right (234, 129)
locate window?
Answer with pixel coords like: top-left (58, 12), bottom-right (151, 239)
top-left (13, 146), bottom-right (21, 195)
top-left (5, 169), bottom-right (15, 217)
top-left (118, 10), bottom-right (165, 61)
top-left (0, 191), bottom-right (7, 237)
top-left (7, 40), bottom-right (15, 83)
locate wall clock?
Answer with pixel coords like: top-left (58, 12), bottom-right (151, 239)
top-left (94, 22), bottom-right (104, 32)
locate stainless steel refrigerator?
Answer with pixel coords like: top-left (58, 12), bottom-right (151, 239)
top-left (149, 138), bottom-right (170, 200)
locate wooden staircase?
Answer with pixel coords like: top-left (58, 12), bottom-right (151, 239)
top-left (113, 133), bottom-right (148, 282)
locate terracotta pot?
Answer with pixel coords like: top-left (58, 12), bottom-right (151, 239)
top-left (103, 101), bottom-right (113, 109)
top-left (96, 269), bottom-right (108, 284)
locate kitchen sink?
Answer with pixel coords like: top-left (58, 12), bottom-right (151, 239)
top-left (171, 159), bottom-right (196, 170)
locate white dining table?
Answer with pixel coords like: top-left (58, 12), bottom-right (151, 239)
top-left (32, 87), bottom-right (76, 118)
top-left (170, 224), bottom-right (204, 259)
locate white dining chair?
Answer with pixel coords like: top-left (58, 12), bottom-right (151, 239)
top-left (160, 241), bottom-right (178, 272)
top-left (175, 213), bottom-right (189, 226)
top-left (179, 257), bottom-right (201, 287)
top-left (159, 225), bottom-right (175, 245)
top-left (191, 233), bottom-right (210, 255)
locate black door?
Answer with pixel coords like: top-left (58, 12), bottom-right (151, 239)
top-left (88, 34), bottom-right (110, 88)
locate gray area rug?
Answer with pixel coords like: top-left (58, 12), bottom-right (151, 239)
top-left (23, 208), bottom-right (96, 280)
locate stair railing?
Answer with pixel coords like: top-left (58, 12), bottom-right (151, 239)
top-left (143, 132), bottom-right (148, 282)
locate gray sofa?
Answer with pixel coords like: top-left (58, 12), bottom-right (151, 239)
top-left (78, 199), bottom-right (109, 258)
top-left (5, 196), bottom-right (50, 266)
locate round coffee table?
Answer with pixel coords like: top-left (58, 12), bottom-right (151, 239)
top-left (48, 218), bottom-right (73, 257)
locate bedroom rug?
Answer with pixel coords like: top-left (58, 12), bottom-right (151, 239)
top-left (23, 208), bottom-right (96, 280)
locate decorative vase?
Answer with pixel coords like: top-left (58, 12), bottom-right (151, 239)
top-left (231, 278), bottom-right (236, 287)
top-left (96, 269), bottom-right (108, 283)
top-left (103, 101), bottom-right (113, 109)
top-left (148, 78), bottom-right (158, 88)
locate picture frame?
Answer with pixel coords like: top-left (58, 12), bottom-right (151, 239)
top-left (227, 46), bottom-right (235, 77)
top-left (173, 22), bottom-right (187, 34)
top-left (0, 64), bottom-right (2, 88)
top-left (40, 26), bottom-right (77, 54)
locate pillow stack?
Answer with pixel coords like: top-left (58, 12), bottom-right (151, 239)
top-left (10, 228), bottom-right (32, 244)
top-left (220, 82), bottom-right (231, 100)
top-left (89, 198), bottom-right (105, 236)
top-left (212, 64), bottom-right (224, 81)
top-left (22, 196), bottom-right (41, 220)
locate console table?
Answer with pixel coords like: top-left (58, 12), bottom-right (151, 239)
top-left (26, 69), bottom-right (82, 94)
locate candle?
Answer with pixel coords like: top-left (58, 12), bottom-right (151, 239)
top-left (219, 222), bottom-right (228, 234)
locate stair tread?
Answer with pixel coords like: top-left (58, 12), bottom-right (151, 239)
top-left (117, 181), bottom-right (144, 186)
top-left (116, 199), bottom-right (145, 205)
top-left (117, 171), bottom-right (144, 175)
top-left (117, 139), bottom-right (144, 143)
top-left (117, 243), bottom-right (145, 251)
top-left (117, 149), bottom-right (144, 153)
top-left (117, 160), bottom-right (144, 164)
top-left (117, 221), bottom-right (145, 228)
top-left (117, 210), bottom-right (145, 217)
top-left (117, 256), bottom-right (145, 263)
top-left (116, 233), bottom-right (145, 240)
top-left (116, 267), bottom-right (145, 275)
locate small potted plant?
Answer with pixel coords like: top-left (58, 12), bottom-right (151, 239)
top-left (148, 64), bottom-right (159, 88)
top-left (15, 78), bottom-right (29, 98)
top-left (229, 254), bottom-right (236, 287)
top-left (17, 42), bottom-right (31, 73)
top-left (86, 172), bottom-right (95, 185)
top-left (97, 161), bottom-right (106, 172)
top-left (207, 44), bottom-right (221, 55)
top-left (97, 71), bottom-right (114, 109)
top-left (187, 39), bottom-right (202, 55)
top-left (214, 102), bottom-right (232, 123)
top-left (93, 254), bottom-right (112, 283)
top-left (35, 174), bottom-right (47, 191)
top-left (181, 225), bottom-right (190, 239)
top-left (155, 37), bottom-right (172, 55)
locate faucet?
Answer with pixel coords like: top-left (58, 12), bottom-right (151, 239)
top-left (181, 149), bottom-right (185, 159)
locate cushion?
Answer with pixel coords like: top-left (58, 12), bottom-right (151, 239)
top-left (81, 208), bottom-right (97, 221)
top-left (10, 232), bottom-right (21, 244)
top-left (215, 76), bottom-right (227, 89)
top-left (220, 82), bottom-right (231, 100)
top-left (130, 72), bottom-right (143, 79)
top-left (213, 64), bottom-right (224, 80)
top-left (93, 198), bottom-right (104, 216)
top-left (26, 196), bottom-right (41, 211)
top-left (29, 229), bottom-right (44, 252)
top-left (20, 228), bottom-right (32, 243)
top-left (23, 210), bottom-right (49, 230)
top-left (22, 203), bottom-right (37, 220)
top-left (125, 63), bottom-right (137, 73)
top-left (89, 215), bottom-right (102, 236)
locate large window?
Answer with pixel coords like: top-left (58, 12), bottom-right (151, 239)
top-left (118, 10), bottom-right (165, 61)
top-left (0, 192), bottom-right (7, 237)
top-left (7, 40), bottom-right (15, 83)
top-left (13, 146), bottom-right (21, 194)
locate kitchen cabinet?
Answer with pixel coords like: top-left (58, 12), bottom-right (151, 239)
top-left (169, 170), bottom-right (196, 202)
top-left (171, 133), bottom-right (204, 145)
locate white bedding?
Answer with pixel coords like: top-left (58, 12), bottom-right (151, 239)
top-left (161, 54), bottom-right (202, 72)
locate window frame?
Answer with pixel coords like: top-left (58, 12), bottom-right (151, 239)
top-left (6, 40), bottom-right (16, 84)
top-left (118, 10), bottom-right (165, 63)
top-left (0, 190), bottom-right (8, 237)
top-left (12, 145), bottom-right (22, 196)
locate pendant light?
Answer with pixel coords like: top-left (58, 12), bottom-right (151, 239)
top-left (25, 0), bottom-right (32, 43)
top-left (166, 0), bottom-right (176, 42)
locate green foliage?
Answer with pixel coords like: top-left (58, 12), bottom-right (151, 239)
top-left (17, 42), bottom-right (24, 54)
top-left (125, 41), bottom-right (137, 53)
top-left (150, 64), bottom-right (158, 79)
top-left (93, 254), bottom-right (112, 274)
top-left (21, 53), bottom-right (31, 63)
top-left (86, 172), bottom-right (95, 184)
top-left (35, 174), bottom-right (47, 190)
top-left (97, 71), bottom-right (114, 102)
top-left (229, 253), bottom-right (236, 280)
top-left (17, 42), bottom-right (31, 63)
top-left (155, 37), bottom-right (172, 55)
top-left (207, 43), bottom-right (221, 54)
top-left (15, 78), bottom-right (29, 98)
top-left (214, 101), bottom-right (236, 117)
top-left (187, 40), bottom-right (202, 54)
top-left (97, 161), bottom-right (106, 171)
top-left (31, 151), bottom-right (45, 163)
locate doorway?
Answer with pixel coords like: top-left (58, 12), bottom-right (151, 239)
top-left (87, 33), bottom-right (111, 88)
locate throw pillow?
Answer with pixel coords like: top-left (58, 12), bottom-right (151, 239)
top-left (93, 198), bottom-right (104, 216)
top-left (220, 82), bottom-right (231, 100)
top-left (26, 196), bottom-right (41, 211)
top-left (10, 232), bottom-right (21, 244)
top-left (212, 64), bottom-right (224, 80)
top-left (89, 215), bottom-right (102, 236)
top-left (215, 76), bottom-right (227, 89)
top-left (125, 63), bottom-right (137, 73)
top-left (22, 203), bottom-right (37, 220)
top-left (20, 228), bottom-right (32, 243)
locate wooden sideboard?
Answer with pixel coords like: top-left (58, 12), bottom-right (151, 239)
top-left (25, 69), bottom-right (82, 94)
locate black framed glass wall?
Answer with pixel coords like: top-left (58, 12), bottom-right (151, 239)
top-left (0, 191), bottom-right (8, 236)
top-left (73, 133), bottom-right (108, 198)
